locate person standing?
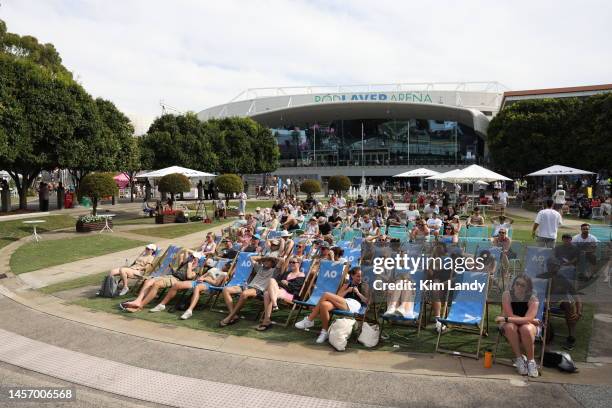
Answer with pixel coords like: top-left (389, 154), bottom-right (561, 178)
top-left (39, 182), bottom-right (49, 212)
top-left (238, 190), bottom-right (247, 214)
top-left (532, 199), bottom-right (562, 248)
top-left (197, 180), bottom-right (203, 200)
top-left (498, 188), bottom-right (509, 214)
top-left (552, 185), bottom-right (566, 211)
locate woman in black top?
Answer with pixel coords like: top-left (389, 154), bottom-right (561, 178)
top-left (495, 276), bottom-right (540, 377)
top-left (295, 267), bottom-right (369, 344)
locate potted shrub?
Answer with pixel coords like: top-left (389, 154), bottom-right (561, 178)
top-left (215, 173), bottom-right (243, 211)
top-left (300, 179), bottom-right (321, 198)
top-left (156, 173), bottom-right (191, 224)
top-left (77, 173), bottom-right (118, 232)
top-left (328, 175), bottom-right (351, 196)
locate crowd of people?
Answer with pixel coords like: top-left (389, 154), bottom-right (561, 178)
top-left (102, 187), bottom-right (608, 379)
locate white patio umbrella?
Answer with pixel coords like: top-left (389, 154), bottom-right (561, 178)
top-left (138, 166), bottom-right (216, 180)
top-left (526, 164), bottom-right (594, 187)
top-left (435, 164), bottom-right (511, 184)
top-left (393, 168), bottom-right (440, 178)
top-left (426, 168), bottom-right (463, 181)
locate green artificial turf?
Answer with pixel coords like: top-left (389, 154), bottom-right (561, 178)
top-left (10, 235), bottom-right (147, 274)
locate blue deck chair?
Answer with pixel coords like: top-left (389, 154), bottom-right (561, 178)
top-left (342, 228), bottom-right (363, 242)
top-left (462, 238), bottom-right (490, 256)
top-left (345, 247), bottom-right (362, 268)
top-left (387, 226), bottom-right (408, 242)
top-left (287, 260), bottom-right (347, 326)
top-left (208, 252), bottom-right (256, 310)
top-left (493, 277), bottom-right (550, 368)
top-left (331, 228), bottom-right (343, 242)
top-left (461, 226), bottom-right (488, 239)
top-left (301, 258), bottom-right (314, 276)
top-left (336, 240), bottom-right (352, 252)
top-left (590, 226), bottom-right (611, 242)
top-left (435, 271), bottom-right (490, 359)
top-left (352, 236), bottom-right (364, 249)
top-left (267, 230), bottom-right (282, 239)
top-left (381, 270), bottom-right (426, 337)
top-left (523, 246), bottom-right (553, 278)
top-left (148, 245), bottom-right (182, 278)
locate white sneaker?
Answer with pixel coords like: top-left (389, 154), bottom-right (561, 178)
top-left (384, 306), bottom-right (397, 316)
top-left (295, 318), bottom-right (315, 330)
top-left (119, 286), bottom-right (130, 296)
top-left (604, 274), bottom-right (610, 283)
top-left (316, 330), bottom-right (329, 344)
top-left (149, 304), bottom-right (166, 313)
top-left (527, 359), bottom-right (539, 378)
top-left (397, 306), bottom-right (415, 319)
top-left (435, 319), bottom-right (447, 333)
top-left (180, 310), bottom-right (193, 320)
top-left (514, 355), bottom-right (528, 375)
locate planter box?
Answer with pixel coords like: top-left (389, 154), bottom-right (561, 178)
top-left (155, 214), bottom-right (177, 224)
top-left (76, 220), bottom-right (111, 233)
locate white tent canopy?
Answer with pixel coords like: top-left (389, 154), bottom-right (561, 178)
top-left (526, 165), bottom-right (595, 177)
top-left (428, 165), bottom-right (511, 183)
top-left (138, 166), bottom-right (216, 180)
top-left (393, 168), bottom-right (440, 178)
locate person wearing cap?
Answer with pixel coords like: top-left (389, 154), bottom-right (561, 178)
top-left (220, 255), bottom-right (282, 327)
top-left (253, 207), bottom-right (264, 223)
top-left (150, 258), bottom-right (231, 320)
top-left (264, 237), bottom-right (285, 257)
top-left (553, 234), bottom-right (579, 269)
top-left (241, 234), bottom-right (261, 253)
top-left (304, 217), bottom-right (319, 236)
top-left (313, 241), bottom-right (335, 261)
top-left (553, 184), bottom-right (566, 211)
top-left (108, 244), bottom-right (157, 296)
top-left (218, 238), bottom-right (238, 259)
top-left (232, 212), bottom-right (248, 229)
top-left (278, 229), bottom-right (295, 257)
top-left (448, 214), bottom-right (462, 235)
top-left (426, 212), bottom-right (443, 237)
top-left (121, 250), bottom-right (202, 312)
top-left (490, 214), bottom-right (514, 237)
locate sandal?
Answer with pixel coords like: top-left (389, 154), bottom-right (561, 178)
top-left (124, 306), bottom-right (142, 313)
top-left (256, 323), bottom-right (273, 332)
top-left (219, 316), bottom-right (239, 327)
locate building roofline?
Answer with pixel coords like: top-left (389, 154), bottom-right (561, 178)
top-left (503, 84), bottom-right (612, 98)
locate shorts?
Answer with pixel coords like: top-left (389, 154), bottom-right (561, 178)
top-left (344, 298), bottom-right (362, 313)
top-left (241, 285), bottom-right (265, 300)
top-left (536, 237), bottom-right (556, 248)
top-left (278, 288), bottom-right (294, 302)
top-left (191, 281), bottom-right (211, 292)
top-left (157, 275), bottom-right (178, 289)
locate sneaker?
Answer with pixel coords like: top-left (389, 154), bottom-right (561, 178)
top-left (604, 274), bottom-right (610, 283)
top-left (180, 310), bottom-right (193, 320)
top-left (435, 319), bottom-right (447, 333)
top-left (149, 304), bottom-right (166, 313)
top-left (514, 355), bottom-right (528, 376)
top-left (397, 306), bottom-right (415, 319)
top-left (563, 336), bottom-right (576, 351)
top-left (316, 330), bottom-right (329, 344)
top-left (384, 306), bottom-right (397, 316)
top-left (527, 359), bottom-right (539, 378)
top-left (295, 317), bottom-right (314, 330)
top-left (119, 286), bottom-right (130, 296)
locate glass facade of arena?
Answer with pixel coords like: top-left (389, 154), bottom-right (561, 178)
top-left (270, 118), bottom-right (484, 168)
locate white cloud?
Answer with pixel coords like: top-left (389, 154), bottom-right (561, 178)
top-left (2, 0), bottom-right (611, 134)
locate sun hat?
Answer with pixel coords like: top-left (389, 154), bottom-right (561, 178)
top-left (191, 251), bottom-right (204, 260)
top-left (205, 258), bottom-right (215, 267)
top-left (280, 230), bottom-right (291, 237)
top-left (146, 243), bottom-right (157, 251)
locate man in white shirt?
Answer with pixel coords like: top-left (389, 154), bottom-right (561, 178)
top-left (552, 185), bottom-right (566, 211)
top-left (422, 201), bottom-right (439, 217)
top-left (498, 189), bottom-right (509, 214)
top-left (336, 195), bottom-right (346, 208)
top-left (426, 212), bottom-right (443, 237)
top-left (572, 223), bottom-right (599, 279)
top-left (532, 199), bottom-right (563, 248)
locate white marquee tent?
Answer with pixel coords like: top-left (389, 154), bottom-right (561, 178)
top-left (138, 166), bottom-right (216, 180)
top-left (429, 164), bottom-right (511, 184)
top-left (393, 168), bottom-right (440, 178)
top-left (526, 165), bottom-right (595, 177)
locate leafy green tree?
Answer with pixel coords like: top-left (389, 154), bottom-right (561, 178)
top-left (300, 179), bottom-right (321, 195)
top-left (118, 136), bottom-right (141, 202)
top-left (79, 172), bottom-right (118, 216)
top-left (328, 175), bottom-right (351, 194)
top-left (215, 173), bottom-right (243, 203)
top-left (158, 173), bottom-right (191, 200)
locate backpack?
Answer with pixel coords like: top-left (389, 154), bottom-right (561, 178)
top-left (98, 275), bottom-right (119, 298)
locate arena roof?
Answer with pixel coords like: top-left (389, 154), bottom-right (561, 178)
top-left (501, 84), bottom-right (612, 108)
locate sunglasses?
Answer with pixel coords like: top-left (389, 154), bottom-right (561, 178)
top-left (289, 261), bottom-right (299, 264)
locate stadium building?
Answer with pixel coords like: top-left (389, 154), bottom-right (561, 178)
top-left (197, 82), bottom-right (611, 183)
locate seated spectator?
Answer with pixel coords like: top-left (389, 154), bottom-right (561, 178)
top-left (220, 256), bottom-right (281, 326)
top-left (495, 275), bottom-right (540, 378)
top-left (253, 207), bottom-right (265, 223)
top-left (107, 244), bottom-right (157, 296)
top-left (200, 232), bottom-right (217, 257)
top-left (492, 228), bottom-right (512, 283)
top-left (217, 238), bottom-right (238, 259)
top-left (410, 218), bottom-right (430, 242)
top-left (313, 241), bottom-right (335, 261)
top-left (121, 251), bottom-right (202, 312)
top-left (257, 257), bottom-right (306, 331)
top-left (295, 266), bottom-right (369, 344)
top-left (264, 238), bottom-right (285, 257)
top-left (232, 213), bottom-right (248, 228)
top-left (142, 199), bottom-right (155, 217)
top-left (386, 209), bottom-right (403, 227)
top-left (366, 194), bottom-right (376, 208)
top-left (278, 230), bottom-right (294, 257)
top-left (304, 217), bottom-right (319, 236)
top-left (490, 214), bottom-right (514, 237)
top-left (383, 273), bottom-right (415, 318)
top-left (327, 208), bottom-right (343, 228)
top-left (553, 234), bottom-right (579, 268)
top-left (163, 197), bottom-right (174, 212)
top-left (317, 216), bottom-right (333, 239)
top-left (440, 224), bottom-right (459, 244)
top-left (405, 203), bottom-right (420, 226)
top-left (149, 258), bottom-right (230, 319)
top-left (312, 203), bottom-right (326, 219)
top-left (428, 243), bottom-right (452, 333)
top-left (467, 208), bottom-right (485, 227)
top-left (422, 201), bottom-right (439, 217)
top-left (242, 234), bottom-right (261, 253)
top-left (336, 195), bottom-right (346, 208)
top-left (572, 223), bottom-right (599, 279)
top-left (280, 207), bottom-right (299, 231)
top-left (426, 212), bottom-right (443, 236)
top-left (215, 198), bottom-right (226, 219)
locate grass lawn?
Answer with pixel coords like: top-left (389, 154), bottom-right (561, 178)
top-left (0, 215), bottom-right (76, 250)
top-left (66, 286), bottom-right (593, 361)
top-left (39, 272), bottom-right (107, 295)
top-left (185, 200), bottom-right (275, 214)
top-left (113, 216), bottom-right (156, 226)
top-left (10, 235), bottom-right (148, 274)
top-left (126, 220), bottom-right (226, 239)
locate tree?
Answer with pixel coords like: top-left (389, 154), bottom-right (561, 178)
top-left (487, 95), bottom-right (612, 175)
top-left (79, 172), bottom-right (118, 216)
top-left (328, 175), bottom-right (351, 194)
top-left (215, 173), bottom-right (243, 203)
top-left (158, 173), bottom-right (191, 200)
top-left (118, 136), bottom-right (141, 202)
top-left (300, 179), bottom-right (321, 195)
